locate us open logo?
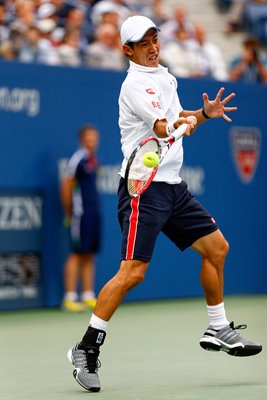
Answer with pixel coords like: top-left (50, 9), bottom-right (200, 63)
top-left (0, 196), bottom-right (42, 230)
top-left (230, 127), bottom-right (261, 183)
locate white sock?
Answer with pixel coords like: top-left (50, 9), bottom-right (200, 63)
top-left (90, 313), bottom-right (109, 332)
top-left (82, 291), bottom-right (96, 301)
top-left (64, 292), bottom-right (78, 301)
top-left (207, 302), bottom-right (229, 330)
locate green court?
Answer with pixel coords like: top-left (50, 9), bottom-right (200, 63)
top-left (1, 295), bottom-right (267, 400)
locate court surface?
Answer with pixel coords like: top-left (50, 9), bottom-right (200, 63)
top-left (1, 295), bottom-right (267, 400)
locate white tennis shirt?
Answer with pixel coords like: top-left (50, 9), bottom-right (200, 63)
top-left (119, 61), bottom-right (184, 184)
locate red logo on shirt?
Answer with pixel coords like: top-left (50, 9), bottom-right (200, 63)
top-left (146, 88), bottom-right (156, 95)
top-left (151, 101), bottom-right (161, 109)
top-left (86, 154), bottom-right (98, 171)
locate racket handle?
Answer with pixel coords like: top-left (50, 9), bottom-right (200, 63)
top-left (171, 123), bottom-right (188, 141)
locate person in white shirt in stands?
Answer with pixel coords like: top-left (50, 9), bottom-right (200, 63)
top-left (159, 4), bottom-right (195, 45)
top-left (58, 28), bottom-right (82, 67)
top-left (160, 25), bottom-right (198, 78)
top-left (85, 22), bottom-right (126, 70)
top-left (36, 19), bottom-right (61, 65)
top-left (67, 15), bottom-right (262, 393)
top-left (186, 23), bottom-right (228, 81)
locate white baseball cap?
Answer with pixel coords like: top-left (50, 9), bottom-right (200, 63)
top-left (37, 3), bottom-right (56, 19)
top-left (120, 15), bottom-right (160, 45)
top-left (37, 19), bottom-right (56, 33)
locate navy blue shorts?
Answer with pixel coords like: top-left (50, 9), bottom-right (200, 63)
top-left (118, 178), bottom-right (218, 262)
top-left (70, 211), bottom-right (101, 254)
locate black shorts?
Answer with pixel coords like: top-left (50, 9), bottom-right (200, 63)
top-left (118, 178), bottom-right (218, 262)
top-left (70, 211), bottom-right (101, 254)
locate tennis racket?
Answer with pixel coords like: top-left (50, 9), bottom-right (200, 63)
top-left (125, 123), bottom-right (188, 197)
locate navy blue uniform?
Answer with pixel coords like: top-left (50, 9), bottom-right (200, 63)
top-left (118, 179), bottom-right (218, 262)
top-left (67, 148), bottom-right (101, 254)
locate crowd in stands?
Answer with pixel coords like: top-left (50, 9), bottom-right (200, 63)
top-left (220, 0), bottom-right (267, 37)
top-left (218, 0), bottom-right (267, 83)
top-left (0, 0), bottom-right (267, 83)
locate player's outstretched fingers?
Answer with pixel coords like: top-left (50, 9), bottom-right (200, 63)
top-left (202, 92), bottom-right (209, 104)
top-left (215, 87), bottom-right (225, 101)
top-left (222, 113), bottom-right (232, 123)
top-left (224, 106), bottom-right (238, 112)
top-left (222, 92), bottom-right (236, 105)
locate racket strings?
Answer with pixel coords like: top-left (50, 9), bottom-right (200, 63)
top-left (127, 140), bottom-right (159, 196)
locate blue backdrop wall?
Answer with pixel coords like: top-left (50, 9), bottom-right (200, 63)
top-left (0, 60), bottom-right (266, 309)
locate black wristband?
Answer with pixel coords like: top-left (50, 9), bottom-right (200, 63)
top-left (202, 108), bottom-right (210, 119)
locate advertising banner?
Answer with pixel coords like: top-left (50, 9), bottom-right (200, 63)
top-left (0, 190), bottom-right (43, 310)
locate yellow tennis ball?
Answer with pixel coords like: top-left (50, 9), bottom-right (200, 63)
top-left (143, 151), bottom-right (159, 168)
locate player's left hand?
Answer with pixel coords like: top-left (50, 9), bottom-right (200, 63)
top-left (202, 87), bottom-right (237, 122)
top-left (175, 116), bottom-right (197, 137)
top-left (186, 115), bottom-right (198, 135)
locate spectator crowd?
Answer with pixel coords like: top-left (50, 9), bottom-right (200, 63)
top-left (0, 0), bottom-right (267, 83)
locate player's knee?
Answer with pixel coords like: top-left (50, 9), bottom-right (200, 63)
top-left (224, 239), bottom-right (230, 256)
top-left (123, 266), bottom-right (146, 289)
top-left (220, 238), bottom-right (229, 258)
top-left (117, 260), bottom-right (147, 290)
top-left (130, 268), bottom-right (146, 286)
top-left (212, 238), bottom-right (229, 265)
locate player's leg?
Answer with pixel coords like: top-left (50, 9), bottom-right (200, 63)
top-left (67, 258), bottom-right (149, 392)
top-left (63, 253), bottom-right (85, 312)
top-left (191, 229), bottom-right (229, 306)
top-left (192, 224), bottom-right (262, 356)
top-left (94, 259), bottom-right (149, 320)
top-left (67, 179), bottom-right (172, 392)
top-left (163, 180), bottom-right (262, 357)
top-left (80, 253), bottom-right (97, 308)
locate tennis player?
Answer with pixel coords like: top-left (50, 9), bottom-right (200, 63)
top-left (67, 16), bottom-right (262, 392)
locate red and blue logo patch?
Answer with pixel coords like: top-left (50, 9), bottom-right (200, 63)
top-left (230, 126), bottom-right (261, 183)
